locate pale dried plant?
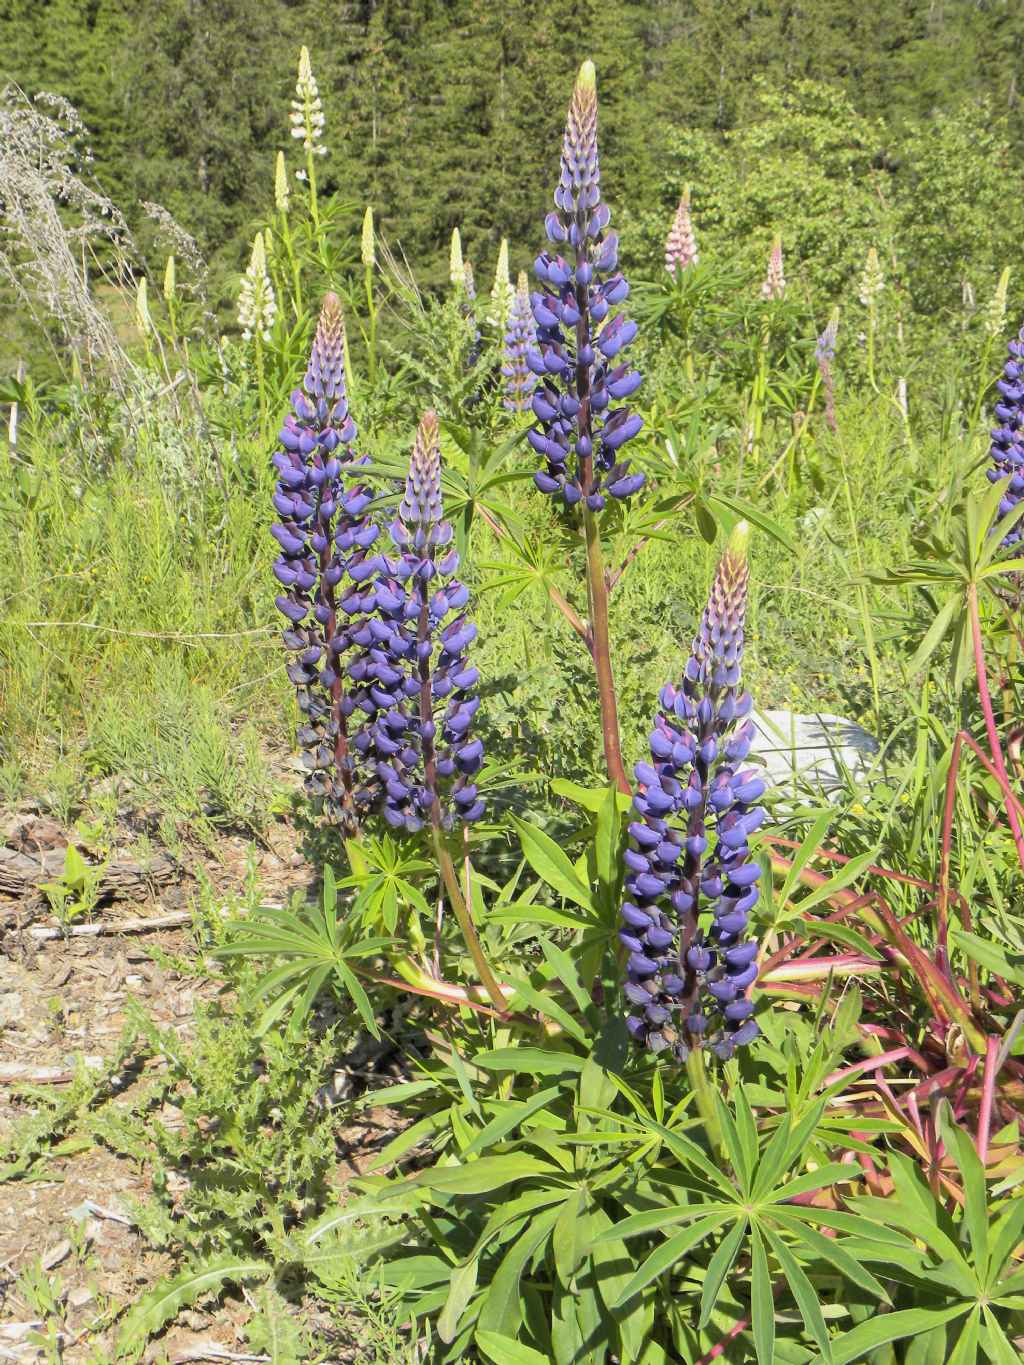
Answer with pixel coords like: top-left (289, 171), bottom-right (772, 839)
top-left (0, 82), bottom-right (136, 386)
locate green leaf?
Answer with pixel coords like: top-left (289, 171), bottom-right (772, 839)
top-left (438, 1257), bottom-right (479, 1343)
top-left (951, 930), bottom-right (1024, 988)
top-left (510, 816), bottom-right (595, 915)
top-left (116, 1256), bottom-right (269, 1354)
top-left (947, 1308), bottom-right (980, 1365)
top-left (699, 1217), bottom-right (748, 1329)
top-left (477, 1205), bottom-right (562, 1336)
top-left (412, 1155), bottom-right (557, 1196)
top-left (792, 847), bottom-right (879, 917)
top-left (907, 593), bottom-right (960, 677)
top-left (476, 1331), bottom-right (552, 1365)
top-left (766, 1226), bottom-right (833, 1360)
top-left (461, 1087), bottom-right (564, 1160)
top-left (474, 1047), bottom-right (585, 1076)
top-left (980, 1305), bottom-right (1022, 1365)
top-left (334, 959), bottom-right (380, 1040)
top-left (706, 491), bottom-right (796, 553)
top-left (773, 1210), bottom-right (889, 1303)
top-left (552, 1188), bottom-right (589, 1284)
top-left (613, 1213), bottom-right (730, 1306)
top-left (822, 1305), bottom-right (971, 1365)
top-left (938, 1109), bottom-right (988, 1274)
top-left (750, 1224), bottom-right (775, 1365)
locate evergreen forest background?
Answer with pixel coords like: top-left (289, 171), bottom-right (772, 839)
top-left (4, 0), bottom-right (1024, 326)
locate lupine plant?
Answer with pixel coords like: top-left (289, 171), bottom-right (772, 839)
top-left (270, 292), bottom-right (379, 832)
top-left (525, 59), bottom-right (644, 791)
top-left (665, 184), bottom-right (698, 274)
top-left (987, 321), bottom-right (1024, 548)
top-left (501, 270), bottom-right (535, 412)
top-left (622, 523), bottom-right (764, 1064)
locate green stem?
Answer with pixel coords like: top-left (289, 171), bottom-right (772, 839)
top-left (584, 504), bottom-right (629, 794)
top-left (431, 827), bottom-right (507, 1011)
top-left (866, 305), bottom-right (876, 391)
top-left (836, 428), bottom-right (882, 735)
top-left (686, 1047), bottom-right (724, 1161)
top-left (279, 213), bottom-right (303, 319)
top-left (254, 337), bottom-right (266, 432)
top-left (364, 264), bottom-right (378, 386)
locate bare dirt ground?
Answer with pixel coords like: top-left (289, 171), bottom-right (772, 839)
top-left (0, 812), bottom-right (402, 1362)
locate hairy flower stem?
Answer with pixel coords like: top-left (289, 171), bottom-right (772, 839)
top-left (685, 1047), bottom-right (723, 1160)
top-left (430, 826), bottom-right (507, 1011)
top-left (968, 582), bottom-right (1024, 873)
top-left (583, 506), bottom-right (629, 793)
top-left (412, 573), bottom-right (506, 1010)
top-left (573, 240), bottom-right (628, 792)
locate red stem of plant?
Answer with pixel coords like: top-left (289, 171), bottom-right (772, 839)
top-left (977, 1035), bottom-right (1000, 1164)
top-left (967, 582), bottom-right (1024, 874)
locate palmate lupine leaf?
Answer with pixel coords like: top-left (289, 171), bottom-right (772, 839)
top-left (824, 1112), bottom-right (1024, 1365)
top-left (594, 1088), bottom-right (880, 1364)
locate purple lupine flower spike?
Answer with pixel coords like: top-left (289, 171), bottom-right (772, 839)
top-left (503, 272), bottom-right (536, 412)
top-left (527, 60), bottom-right (644, 510)
top-left (272, 292), bottom-right (382, 829)
top-left (362, 413), bottom-right (485, 833)
top-left (987, 324), bottom-right (1024, 548)
top-left (621, 522), bottom-right (764, 1062)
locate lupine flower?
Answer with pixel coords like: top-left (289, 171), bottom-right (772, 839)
top-left (463, 259), bottom-right (477, 301)
top-left (858, 246), bottom-right (883, 308)
top-left (488, 237), bottom-right (514, 327)
top-left (271, 293), bottom-right (382, 828)
top-left (816, 309), bottom-right (839, 435)
top-left (238, 232), bottom-right (276, 343)
top-left (361, 206), bottom-right (376, 269)
top-left (987, 324), bottom-right (1024, 548)
top-left (620, 522), bottom-right (765, 1062)
top-left (527, 60), bottom-right (644, 510)
top-left (135, 276), bottom-right (151, 335)
top-left (449, 228), bottom-right (464, 291)
top-left (665, 186), bottom-right (698, 275)
top-left (761, 236), bottom-right (785, 301)
top-left (503, 271), bottom-right (536, 412)
top-left (984, 267), bottom-right (1011, 340)
top-left (352, 412), bottom-right (485, 832)
top-left (290, 46), bottom-right (326, 161)
top-left (163, 254), bottom-right (176, 303)
top-left (275, 151), bottom-right (290, 213)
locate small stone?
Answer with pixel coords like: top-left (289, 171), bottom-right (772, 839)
top-left (750, 709), bottom-right (879, 801)
top-left (67, 1285), bottom-right (94, 1308)
top-left (41, 1238), bottom-right (71, 1270)
top-left (0, 992), bottom-right (23, 1027)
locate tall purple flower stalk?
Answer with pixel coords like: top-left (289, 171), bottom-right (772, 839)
top-left (503, 271), bottom-right (536, 412)
top-left (527, 61), bottom-right (644, 511)
top-left (620, 523), bottom-right (765, 1061)
top-left (351, 412), bottom-right (485, 834)
top-left (271, 293), bottom-right (381, 829)
top-left (987, 324), bottom-right (1024, 548)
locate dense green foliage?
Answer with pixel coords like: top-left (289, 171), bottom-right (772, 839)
top-left (3, 0), bottom-right (1024, 303)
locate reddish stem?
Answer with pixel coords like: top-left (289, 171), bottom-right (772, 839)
top-left (977, 1035), bottom-right (1000, 1164)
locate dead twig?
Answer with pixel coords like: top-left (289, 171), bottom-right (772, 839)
top-left (29, 910), bottom-right (191, 941)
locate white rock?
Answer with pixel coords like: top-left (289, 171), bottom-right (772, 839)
top-left (749, 710), bottom-right (878, 800)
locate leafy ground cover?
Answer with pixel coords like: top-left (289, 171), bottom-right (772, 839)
top-left (1, 42), bottom-right (1024, 1365)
